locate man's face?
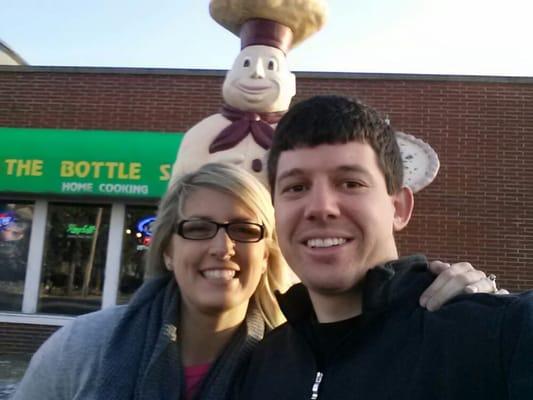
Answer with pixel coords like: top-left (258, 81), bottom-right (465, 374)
top-left (273, 141), bottom-right (413, 296)
top-left (222, 45), bottom-right (296, 112)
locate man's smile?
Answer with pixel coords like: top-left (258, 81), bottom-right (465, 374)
top-left (305, 238), bottom-right (348, 248)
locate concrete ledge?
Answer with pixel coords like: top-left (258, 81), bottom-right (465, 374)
top-left (0, 65), bottom-right (532, 84)
top-left (0, 312), bottom-right (74, 326)
top-left (0, 65), bottom-right (227, 77)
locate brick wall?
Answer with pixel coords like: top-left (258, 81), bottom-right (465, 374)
top-left (1, 67), bottom-right (532, 292)
top-left (0, 322), bottom-right (60, 354)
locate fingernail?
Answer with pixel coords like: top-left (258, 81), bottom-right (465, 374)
top-left (465, 286), bottom-right (478, 294)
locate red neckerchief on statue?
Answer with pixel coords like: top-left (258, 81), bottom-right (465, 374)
top-left (209, 104), bottom-right (286, 153)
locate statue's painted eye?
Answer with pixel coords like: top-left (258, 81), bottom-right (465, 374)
top-left (267, 59), bottom-right (278, 71)
top-left (243, 58), bottom-right (251, 67)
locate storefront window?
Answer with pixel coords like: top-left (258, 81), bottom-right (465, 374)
top-left (117, 206), bottom-right (157, 304)
top-left (0, 202), bottom-right (33, 312)
top-left (38, 203), bottom-right (110, 315)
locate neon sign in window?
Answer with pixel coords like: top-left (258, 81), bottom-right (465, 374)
top-left (0, 212), bottom-right (15, 232)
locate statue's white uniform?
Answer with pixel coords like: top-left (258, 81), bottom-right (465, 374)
top-left (172, 114), bottom-right (274, 186)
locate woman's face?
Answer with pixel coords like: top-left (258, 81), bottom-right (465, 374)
top-left (165, 187), bottom-right (269, 317)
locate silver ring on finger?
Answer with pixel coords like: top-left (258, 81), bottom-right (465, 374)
top-left (488, 274), bottom-right (497, 291)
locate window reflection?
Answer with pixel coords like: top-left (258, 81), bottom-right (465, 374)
top-left (117, 206), bottom-right (157, 304)
top-left (38, 203), bottom-right (110, 315)
top-left (0, 202), bottom-right (33, 312)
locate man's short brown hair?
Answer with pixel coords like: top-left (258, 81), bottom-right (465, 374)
top-left (267, 95), bottom-right (403, 195)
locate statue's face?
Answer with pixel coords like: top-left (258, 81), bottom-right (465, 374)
top-left (222, 45), bottom-right (296, 112)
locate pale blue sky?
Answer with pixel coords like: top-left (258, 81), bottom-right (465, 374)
top-left (2, 0), bottom-right (532, 76)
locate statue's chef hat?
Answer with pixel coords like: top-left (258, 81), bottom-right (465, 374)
top-left (209, 0), bottom-right (328, 54)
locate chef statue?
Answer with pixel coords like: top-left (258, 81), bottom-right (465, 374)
top-left (172, 0), bottom-right (440, 192)
top-left (171, 0), bottom-right (327, 187)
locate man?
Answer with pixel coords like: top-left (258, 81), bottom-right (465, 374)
top-left (238, 95), bottom-right (533, 399)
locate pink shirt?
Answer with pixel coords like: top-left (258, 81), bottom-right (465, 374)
top-left (184, 363), bottom-right (212, 400)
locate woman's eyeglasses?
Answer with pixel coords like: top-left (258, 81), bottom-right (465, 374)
top-left (176, 220), bottom-right (265, 243)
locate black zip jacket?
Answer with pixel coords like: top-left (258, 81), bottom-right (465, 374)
top-left (238, 255), bottom-right (533, 399)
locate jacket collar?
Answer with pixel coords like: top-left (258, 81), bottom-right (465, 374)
top-left (276, 254), bottom-right (432, 324)
top-left (95, 275), bottom-right (265, 400)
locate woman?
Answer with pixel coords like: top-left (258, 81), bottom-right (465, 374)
top-left (14, 163), bottom-right (503, 400)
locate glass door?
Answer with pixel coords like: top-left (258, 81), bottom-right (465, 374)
top-left (38, 203), bottom-right (111, 315)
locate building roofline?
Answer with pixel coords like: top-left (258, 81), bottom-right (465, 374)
top-left (0, 40), bottom-right (27, 65)
top-left (0, 64), bottom-right (532, 84)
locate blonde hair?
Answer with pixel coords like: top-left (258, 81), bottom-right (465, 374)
top-left (147, 162), bottom-right (289, 328)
